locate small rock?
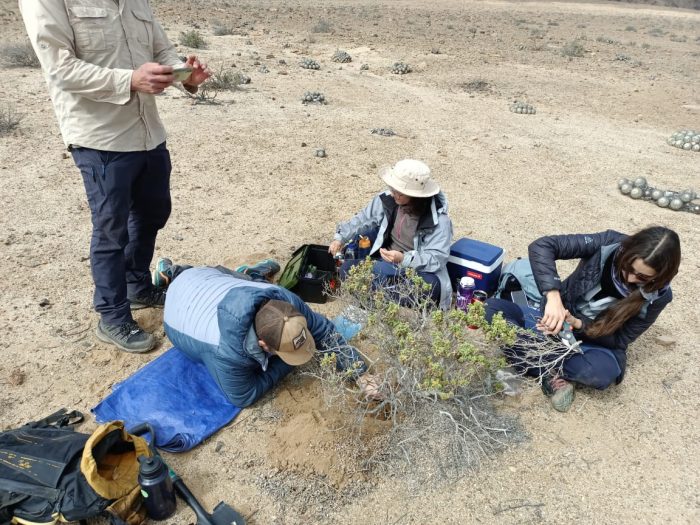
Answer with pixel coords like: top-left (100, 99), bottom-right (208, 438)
top-left (315, 149), bottom-right (326, 158)
top-left (655, 335), bottom-right (676, 347)
top-left (61, 152), bottom-right (70, 159)
top-left (38, 298), bottom-right (51, 307)
top-left (301, 142), bottom-right (307, 147)
top-left (215, 441), bottom-right (224, 453)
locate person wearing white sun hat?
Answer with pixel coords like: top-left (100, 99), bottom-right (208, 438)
top-left (329, 159), bottom-right (453, 309)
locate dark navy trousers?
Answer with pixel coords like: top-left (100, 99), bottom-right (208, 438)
top-left (485, 298), bottom-right (624, 390)
top-left (72, 143), bottom-right (172, 325)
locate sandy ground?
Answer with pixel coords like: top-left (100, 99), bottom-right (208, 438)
top-left (1, 0), bottom-right (699, 523)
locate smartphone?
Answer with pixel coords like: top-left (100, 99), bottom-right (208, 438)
top-left (171, 65), bottom-right (192, 82)
top-left (510, 290), bottom-right (530, 309)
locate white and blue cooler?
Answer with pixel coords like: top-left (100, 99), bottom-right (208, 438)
top-left (447, 238), bottom-right (505, 295)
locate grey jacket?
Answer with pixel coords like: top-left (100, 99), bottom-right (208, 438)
top-left (335, 191), bottom-right (454, 309)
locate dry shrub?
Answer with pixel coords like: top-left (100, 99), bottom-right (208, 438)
top-left (0, 104), bottom-right (23, 135)
top-left (561, 40), bottom-right (586, 57)
top-left (179, 30), bottom-right (208, 49)
top-left (461, 79), bottom-right (490, 93)
top-left (0, 41), bottom-right (39, 68)
top-left (311, 19), bottom-right (332, 34)
top-left (311, 260), bottom-right (575, 482)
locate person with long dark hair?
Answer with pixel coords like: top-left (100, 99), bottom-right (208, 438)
top-left (486, 226), bottom-right (681, 412)
top-left (329, 159), bottom-right (453, 309)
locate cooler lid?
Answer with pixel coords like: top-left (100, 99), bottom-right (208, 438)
top-left (449, 238), bottom-right (504, 266)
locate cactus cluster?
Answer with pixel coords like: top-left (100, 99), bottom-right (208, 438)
top-left (331, 50), bottom-right (352, 63)
top-left (618, 177), bottom-right (699, 214)
top-left (302, 91), bottom-right (326, 104)
top-left (667, 130), bottom-right (700, 152)
top-left (299, 57), bottom-right (321, 70)
top-left (510, 101), bottom-right (536, 115)
top-left (391, 62), bottom-right (411, 75)
top-left (371, 128), bottom-right (396, 137)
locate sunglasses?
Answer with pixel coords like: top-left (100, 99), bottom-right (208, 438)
top-left (627, 268), bottom-right (656, 283)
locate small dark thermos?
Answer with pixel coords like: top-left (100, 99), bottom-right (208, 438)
top-left (138, 455), bottom-right (176, 520)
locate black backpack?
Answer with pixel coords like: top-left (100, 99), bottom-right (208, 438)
top-left (0, 409), bottom-right (150, 525)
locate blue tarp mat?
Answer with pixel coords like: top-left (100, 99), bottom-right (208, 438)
top-left (92, 347), bottom-right (241, 452)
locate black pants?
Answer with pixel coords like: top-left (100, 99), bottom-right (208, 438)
top-left (72, 143), bottom-right (171, 324)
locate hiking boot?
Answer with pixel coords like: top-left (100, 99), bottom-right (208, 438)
top-left (129, 287), bottom-right (166, 310)
top-left (152, 257), bottom-right (174, 289)
top-left (96, 320), bottom-right (155, 353)
top-left (235, 258), bottom-right (281, 281)
top-left (541, 375), bottom-right (575, 412)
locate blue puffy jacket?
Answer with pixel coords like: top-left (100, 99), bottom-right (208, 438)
top-left (163, 267), bottom-right (366, 407)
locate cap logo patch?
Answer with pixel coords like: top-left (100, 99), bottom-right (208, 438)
top-left (293, 328), bottom-right (308, 350)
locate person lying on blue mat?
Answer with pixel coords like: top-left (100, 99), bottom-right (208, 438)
top-left (163, 265), bottom-right (379, 407)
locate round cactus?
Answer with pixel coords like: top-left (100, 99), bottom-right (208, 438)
top-left (302, 91), bottom-right (326, 104)
top-left (331, 50), bottom-right (352, 63)
top-left (617, 178), bottom-right (699, 214)
top-left (300, 58), bottom-right (321, 70)
top-left (391, 62), bottom-right (411, 75)
top-left (510, 101), bottom-right (536, 115)
top-left (370, 128), bottom-right (396, 137)
top-left (667, 129), bottom-right (700, 152)
top-left (669, 198), bottom-right (684, 210)
top-left (632, 177), bottom-right (647, 188)
top-left (629, 187), bottom-right (643, 199)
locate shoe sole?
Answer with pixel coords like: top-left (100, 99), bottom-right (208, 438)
top-left (129, 302), bottom-right (164, 310)
top-left (551, 385), bottom-right (575, 412)
top-left (95, 326), bottom-right (155, 354)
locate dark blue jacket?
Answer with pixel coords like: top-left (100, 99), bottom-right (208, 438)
top-left (528, 230), bottom-right (673, 353)
top-left (163, 267), bottom-right (366, 408)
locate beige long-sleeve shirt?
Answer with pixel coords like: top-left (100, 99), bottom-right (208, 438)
top-left (19, 0), bottom-right (182, 151)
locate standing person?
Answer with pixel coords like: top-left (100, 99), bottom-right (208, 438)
top-left (19, 1), bottom-right (211, 353)
top-left (329, 159), bottom-right (453, 309)
top-left (486, 227), bottom-right (681, 412)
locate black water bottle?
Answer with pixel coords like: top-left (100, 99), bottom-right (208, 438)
top-left (138, 455), bottom-right (176, 520)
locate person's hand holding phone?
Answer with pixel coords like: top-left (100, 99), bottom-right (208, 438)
top-left (131, 62), bottom-right (174, 94)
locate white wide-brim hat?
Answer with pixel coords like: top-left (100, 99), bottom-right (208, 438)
top-left (379, 159), bottom-right (440, 198)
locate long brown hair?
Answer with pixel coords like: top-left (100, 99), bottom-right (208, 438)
top-left (586, 226), bottom-right (681, 338)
